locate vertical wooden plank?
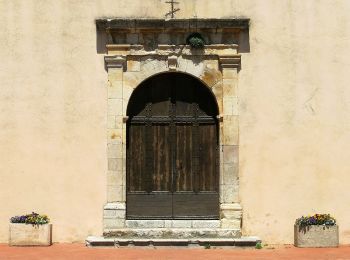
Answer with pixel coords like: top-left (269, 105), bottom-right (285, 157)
top-left (153, 124), bottom-right (172, 191)
top-left (199, 124), bottom-right (218, 191)
top-left (128, 124), bottom-right (145, 191)
top-left (175, 124), bottom-right (193, 191)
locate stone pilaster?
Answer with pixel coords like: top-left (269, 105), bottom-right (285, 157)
top-left (104, 56), bottom-right (126, 229)
top-left (219, 55), bottom-right (242, 229)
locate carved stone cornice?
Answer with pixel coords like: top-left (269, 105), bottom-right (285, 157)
top-left (96, 18), bottom-right (250, 32)
top-left (104, 55), bottom-right (126, 69)
top-left (219, 55), bottom-right (241, 69)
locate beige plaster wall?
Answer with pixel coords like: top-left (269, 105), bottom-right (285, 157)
top-left (0, 0), bottom-right (350, 244)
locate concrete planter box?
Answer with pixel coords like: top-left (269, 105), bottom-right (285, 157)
top-left (294, 225), bottom-right (339, 248)
top-left (9, 223), bottom-right (52, 246)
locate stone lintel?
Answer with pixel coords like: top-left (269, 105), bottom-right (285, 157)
top-left (105, 56), bottom-right (126, 69)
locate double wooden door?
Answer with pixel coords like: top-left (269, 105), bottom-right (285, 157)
top-left (126, 73), bottom-right (219, 219)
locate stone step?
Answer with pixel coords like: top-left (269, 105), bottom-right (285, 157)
top-left (86, 236), bottom-right (261, 247)
top-left (103, 228), bottom-right (241, 239)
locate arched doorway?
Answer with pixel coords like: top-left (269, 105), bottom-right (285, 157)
top-left (126, 73), bottom-right (219, 219)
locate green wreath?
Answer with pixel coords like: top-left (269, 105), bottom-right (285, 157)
top-left (186, 33), bottom-right (205, 49)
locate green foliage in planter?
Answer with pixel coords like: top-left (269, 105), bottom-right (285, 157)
top-left (255, 242), bottom-right (262, 249)
top-left (10, 212), bottom-right (50, 225)
top-left (186, 33), bottom-right (205, 49)
top-left (295, 214), bottom-right (336, 227)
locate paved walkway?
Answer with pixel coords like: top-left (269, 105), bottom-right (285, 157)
top-left (0, 244), bottom-right (350, 260)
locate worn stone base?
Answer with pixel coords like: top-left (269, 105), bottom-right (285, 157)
top-left (103, 228), bottom-right (241, 239)
top-left (125, 220), bottom-right (221, 229)
top-left (9, 223), bottom-right (52, 246)
top-left (86, 236), bottom-right (260, 247)
top-left (294, 225), bottom-right (339, 248)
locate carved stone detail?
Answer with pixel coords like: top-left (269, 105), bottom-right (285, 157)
top-left (105, 56), bottom-right (126, 69)
top-left (219, 55), bottom-right (241, 69)
top-left (168, 55), bottom-right (178, 71)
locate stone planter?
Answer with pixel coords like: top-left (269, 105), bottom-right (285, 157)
top-left (9, 223), bottom-right (52, 246)
top-left (294, 225), bottom-right (339, 248)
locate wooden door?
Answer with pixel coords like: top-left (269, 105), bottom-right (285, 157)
top-left (126, 73), bottom-right (219, 219)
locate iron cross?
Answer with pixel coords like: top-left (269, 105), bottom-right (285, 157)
top-left (165, 0), bottom-right (180, 18)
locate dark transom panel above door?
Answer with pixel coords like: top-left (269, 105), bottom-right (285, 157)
top-left (126, 73), bottom-right (219, 219)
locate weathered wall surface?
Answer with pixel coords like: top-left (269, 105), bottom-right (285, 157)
top-left (1, 0), bottom-right (350, 244)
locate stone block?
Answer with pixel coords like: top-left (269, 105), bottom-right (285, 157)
top-left (211, 81), bottom-right (223, 100)
top-left (103, 219), bottom-right (125, 229)
top-left (222, 68), bottom-right (238, 79)
top-left (9, 224), bottom-right (52, 246)
top-left (221, 219), bottom-right (241, 229)
top-left (108, 80), bottom-right (123, 98)
top-left (103, 208), bottom-right (125, 219)
top-left (107, 129), bottom-right (122, 144)
top-left (107, 185), bottom-right (123, 202)
top-left (164, 220), bottom-right (172, 228)
top-left (205, 59), bottom-right (219, 70)
top-left (107, 116), bottom-right (116, 129)
top-left (123, 72), bottom-right (140, 91)
top-left (108, 158), bottom-right (123, 171)
top-left (192, 220), bottom-right (220, 228)
top-left (294, 225), bottom-right (339, 248)
top-left (127, 58), bottom-right (141, 72)
top-left (185, 59), bottom-right (205, 78)
top-left (220, 203), bottom-right (242, 219)
top-left (223, 97), bottom-right (239, 116)
top-left (108, 98), bottom-right (123, 116)
top-left (223, 145), bottom-right (239, 164)
top-left (107, 144), bottom-right (122, 159)
top-left (200, 67), bottom-right (221, 88)
top-left (171, 220), bottom-right (192, 228)
top-left (223, 79), bottom-right (237, 97)
top-left (107, 170), bottom-right (123, 186)
top-left (115, 116), bottom-right (123, 129)
top-left (126, 220), bottom-right (165, 228)
top-left (221, 184), bottom-right (239, 203)
top-left (122, 84), bottom-right (134, 101)
top-left (108, 68), bottom-right (123, 82)
top-left (223, 163), bottom-right (238, 185)
top-left (223, 116), bottom-right (239, 145)
top-left (104, 202), bottom-right (126, 210)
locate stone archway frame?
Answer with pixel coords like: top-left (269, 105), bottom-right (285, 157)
top-left (99, 19), bottom-right (249, 234)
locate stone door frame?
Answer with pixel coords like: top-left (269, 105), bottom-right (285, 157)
top-left (99, 19), bottom-right (247, 233)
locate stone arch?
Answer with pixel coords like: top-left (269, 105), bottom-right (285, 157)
top-left (126, 71), bottom-right (220, 117)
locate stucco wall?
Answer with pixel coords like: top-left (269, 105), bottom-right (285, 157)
top-left (1, 0), bottom-right (350, 244)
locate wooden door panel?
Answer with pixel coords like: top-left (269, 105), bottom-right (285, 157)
top-left (172, 193), bottom-right (219, 218)
top-left (152, 124), bottom-right (172, 191)
top-left (127, 193), bottom-right (172, 219)
top-left (128, 124), bottom-right (145, 192)
top-left (175, 124), bottom-right (193, 191)
top-left (199, 124), bottom-right (218, 191)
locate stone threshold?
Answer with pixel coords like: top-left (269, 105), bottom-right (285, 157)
top-left (86, 236), bottom-right (261, 247)
top-left (124, 219), bottom-right (221, 229)
top-left (103, 228), bottom-right (241, 239)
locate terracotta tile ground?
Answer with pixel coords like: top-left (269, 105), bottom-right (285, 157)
top-left (0, 243), bottom-right (350, 260)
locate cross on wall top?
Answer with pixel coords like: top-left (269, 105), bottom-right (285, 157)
top-left (165, 0), bottom-right (180, 18)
